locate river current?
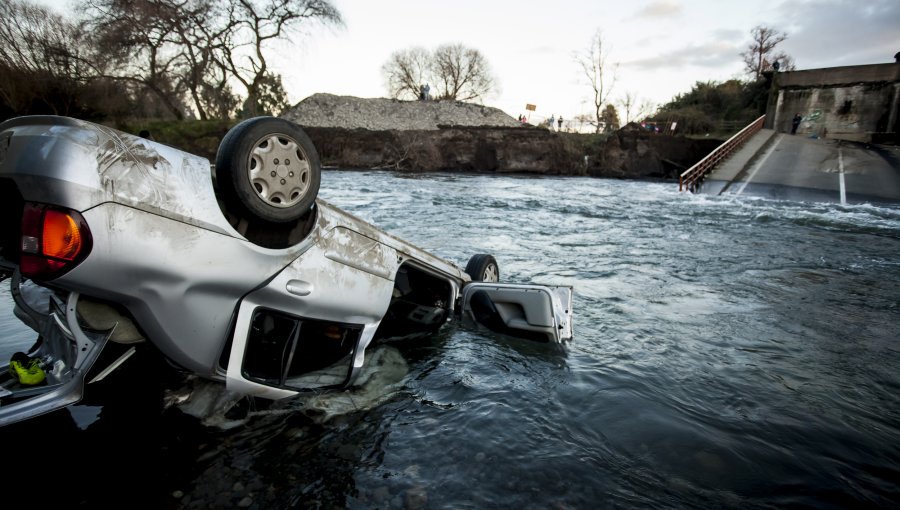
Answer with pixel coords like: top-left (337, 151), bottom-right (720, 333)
top-left (2, 171), bottom-right (899, 508)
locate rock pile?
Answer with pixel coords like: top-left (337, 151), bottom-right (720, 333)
top-left (282, 93), bottom-right (523, 131)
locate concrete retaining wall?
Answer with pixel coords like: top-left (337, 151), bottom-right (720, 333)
top-left (766, 62), bottom-right (900, 142)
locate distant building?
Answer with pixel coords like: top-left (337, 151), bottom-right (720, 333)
top-left (764, 58), bottom-right (899, 143)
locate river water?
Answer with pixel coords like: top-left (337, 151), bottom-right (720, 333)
top-left (2, 171), bottom-right (899, 508)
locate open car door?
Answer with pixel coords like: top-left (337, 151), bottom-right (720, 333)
top-left (459, 283), bottom-right (573, 343)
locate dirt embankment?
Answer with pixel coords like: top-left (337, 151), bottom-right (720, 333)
top-left (281, 94), bottom-right (720, 178)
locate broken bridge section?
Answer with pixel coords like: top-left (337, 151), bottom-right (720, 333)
top-left (699, 132), bottom-right (900, 205)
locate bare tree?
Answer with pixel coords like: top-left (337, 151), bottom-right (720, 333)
top-left (237, 71), bottom-right (290, 116)
top-left (172, 0), bottom-right (235, 119)
top-left (618, 91), bottom-right (655, 125)
top-left (0, 0), bottom-right (94, 115)
top-left (741, 25), bottom-right (795, 81)
top-left (573, 113), bottom-right (594, 133)
top-left (381, 43), bottom-right (497, 102)
top-left (196, 65), bottom-right (240, 119)
top-left (382, 47), bottom-right (431, 100)
top-left (575, 29), bottom-right (617, 133)
top-left (218, 0), bottom-right (343, 117)
top-left (79, 0), bottom-right (341, 119)
top-left (81, 0), bottom-right (193, 119)
top-left (431, 43), bottom-right (495, 101)
top-left (0, 1), bottom-right (91, 79)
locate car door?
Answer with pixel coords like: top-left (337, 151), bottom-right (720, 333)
top-left (459, 283), bottom-right (573, 343)
top-left (223, 226), bottom-right (399, 399)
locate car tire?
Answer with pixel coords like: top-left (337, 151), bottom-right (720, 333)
top-left (216, 117), bottom-right (321, 224)
top-left (465, 254), bottom-right (499, 282)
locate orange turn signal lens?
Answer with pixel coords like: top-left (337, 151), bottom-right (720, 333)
top-left (20, 202), bottom-right (92, 280)
top-left (42, 209), bottom-right (83, 260)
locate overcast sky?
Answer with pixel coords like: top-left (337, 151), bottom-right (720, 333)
top-left (36, 0), bottom-right (900, 122)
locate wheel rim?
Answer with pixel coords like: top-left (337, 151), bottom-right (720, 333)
top-left (482, 263), bottom-right (499, 282)
top-left (247, 133), bottom-right (311, 208)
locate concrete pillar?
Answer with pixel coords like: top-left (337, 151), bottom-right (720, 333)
top-left (773, 90), bottom-right (784, 132)
top-left (764, 72), bottom-right (781, 130)
top-left (888, 83), bottom-right (900, 134)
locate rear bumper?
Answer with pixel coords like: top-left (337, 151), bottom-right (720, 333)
top-left (0, 273), bottom-right (109, 427)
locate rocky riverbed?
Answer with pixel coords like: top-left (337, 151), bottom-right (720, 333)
top-left (282, 94), bottom-right (720, 178)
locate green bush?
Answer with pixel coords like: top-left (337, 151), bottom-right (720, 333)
top-left (650, 78), bottom-right (769, 135)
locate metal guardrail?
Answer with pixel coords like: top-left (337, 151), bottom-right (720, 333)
top-left (679, 115), bottom-right (766, 192)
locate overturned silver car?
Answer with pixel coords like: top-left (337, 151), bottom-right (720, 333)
top-left (0, 115), bottom-right (572, 426)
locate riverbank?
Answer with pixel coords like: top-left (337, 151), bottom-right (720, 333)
top-left (298, 124), bottom-right (720, 179)
top-left (284, 94), bottom-right (721, 178)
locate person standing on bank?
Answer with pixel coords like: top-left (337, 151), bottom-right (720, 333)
top-left (791, 113), bottom-right (802, 135)
top-left (558, 116), bottom-right (563, 132)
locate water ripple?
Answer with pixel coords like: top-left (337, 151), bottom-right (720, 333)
top-left (2, 171), bottom-right (898, 508)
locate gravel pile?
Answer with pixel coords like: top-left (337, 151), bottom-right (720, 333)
top-left (282, 93), bottom-right (522, 130)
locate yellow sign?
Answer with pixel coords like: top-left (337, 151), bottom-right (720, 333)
top-left (525, 104), bottom-right (536, 111)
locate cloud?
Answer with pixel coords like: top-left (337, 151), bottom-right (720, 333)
top-left (774, 0), bottom-right (900, 68)
top-left (634, 0), bottom-right (683, 19)
top-left (711, 28), bottom-right (744, 41)
top-left (624, 39), bottom-right (742, 70)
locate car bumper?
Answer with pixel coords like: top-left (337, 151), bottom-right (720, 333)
top-left (0, 274), bottom-right (110, 427)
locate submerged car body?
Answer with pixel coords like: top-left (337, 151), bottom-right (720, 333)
top-left (0, 115), bottom-right (572, 426)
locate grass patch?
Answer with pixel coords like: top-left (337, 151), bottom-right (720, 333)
top-left (115, 119), bottom-right (236, 161)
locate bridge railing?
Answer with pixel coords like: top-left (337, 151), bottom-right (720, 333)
top-left (679, 115), bottom-right (766, 192)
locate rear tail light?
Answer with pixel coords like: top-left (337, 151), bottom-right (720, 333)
top-left (20, 203), bottom-right (92, 280)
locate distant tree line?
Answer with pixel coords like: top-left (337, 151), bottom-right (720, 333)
top-left (0, 0), bottom-right (342, 123)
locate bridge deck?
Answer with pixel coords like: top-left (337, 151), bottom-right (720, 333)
top-left (700, 131), bottom-right (900, 205)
